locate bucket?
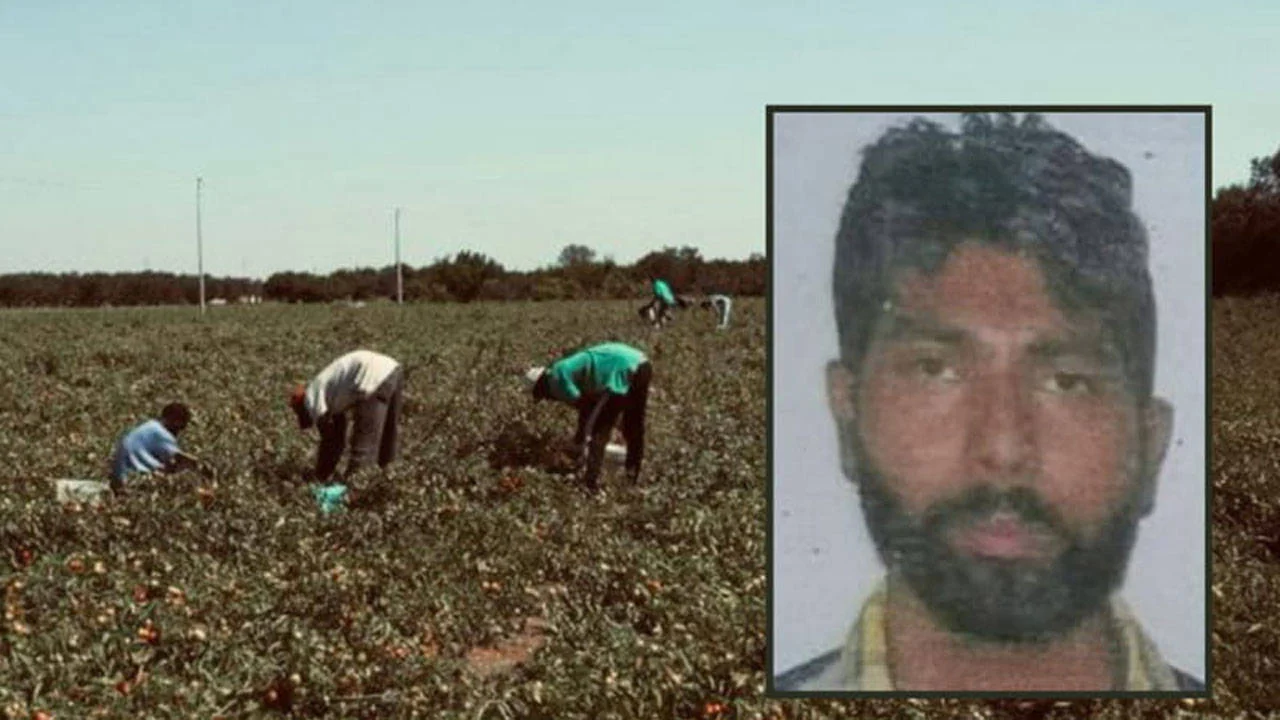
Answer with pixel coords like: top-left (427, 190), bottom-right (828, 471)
top-left (604, 443), bottom-right (627, 464)
top-left (53, 479), bottom-right (110, 506)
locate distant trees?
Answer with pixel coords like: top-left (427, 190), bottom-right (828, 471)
top-left (0, 245), bottom-right (766, 307)
top-left (634, 246), bottom-right (703, 289)
top-left (0, 272), bottom-right (262, 308)
top-left (547, 244), bottom-right (607, 296)
top-left (556, 244), bottom-right (597, 267)
top-left (1214, 147), bottom-right (1280, 296)
top-left (432, 251), bottom-right (505, 303)
top-left (698, 253), bottom-right (766, 297)
top-left (263, 272), bottom-right (327, 303)
top-left (630, 246), bottom-right (764, 297)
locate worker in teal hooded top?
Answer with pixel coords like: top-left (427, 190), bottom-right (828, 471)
top-left (639, 277), bottom-right (685, 327)
top-left (653, 278), bottom-right (676, 306)
top-left (525, 342), bottom-right (653, 491)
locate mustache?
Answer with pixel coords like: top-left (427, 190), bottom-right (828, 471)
top-left (922, 485), bottom-right (1070, 539)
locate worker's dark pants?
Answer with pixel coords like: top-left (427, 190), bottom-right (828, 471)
top-left (574, 361), bottom-right (652, 489)
top-left (316, 366), bottom-right (404, 482)
top-left (639, 299), bottom-right (674, 326)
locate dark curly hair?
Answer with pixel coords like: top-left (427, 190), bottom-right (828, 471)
top-left (833, 112), bottom-right (1157, 399)
top-left (160, 402), bottom-right (192, 431)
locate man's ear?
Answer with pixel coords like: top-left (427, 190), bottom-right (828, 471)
top-left (827, 360), bottom-right (860, 483)
top-left (1136, 396), bottom-right (1174, 518)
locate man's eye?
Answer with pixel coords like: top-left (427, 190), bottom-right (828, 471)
top-left (1046, 372), bottom-right (1095, 395)
top-left (915, 357), bottom-right (958, 381)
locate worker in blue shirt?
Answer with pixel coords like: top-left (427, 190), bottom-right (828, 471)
top-left (109, 402), bottom-right (199, 493)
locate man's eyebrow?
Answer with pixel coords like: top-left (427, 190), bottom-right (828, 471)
top-left (876, 314), bottom-right (1127, 366)
top-left (1027, 335), bottom-right (1125, 368)
top-left (874, 312), bottom-right (968, 345)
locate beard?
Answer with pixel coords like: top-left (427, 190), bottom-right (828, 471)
top-left (856, 461), bottom-right (1143, 645)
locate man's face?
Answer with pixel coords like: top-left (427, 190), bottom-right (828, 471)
top-left (828, 242), bottom-right (1172, 642)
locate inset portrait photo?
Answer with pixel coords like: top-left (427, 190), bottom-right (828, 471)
top-left (769, 108), bottom-right (1207, 696)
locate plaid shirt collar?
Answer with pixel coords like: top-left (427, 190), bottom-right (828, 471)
top-left (840, 580), bottom-right (1180, 691)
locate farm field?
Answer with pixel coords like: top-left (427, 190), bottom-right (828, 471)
top-left (2, 299), bottom-right (777, 719)
top-left (0, 295), bottom-right (1245, 719)
top-left (1208, 294), bottom-right (1280, 715)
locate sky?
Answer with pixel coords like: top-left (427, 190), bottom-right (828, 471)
top-left (1, 1), bottom-right (1276, 278)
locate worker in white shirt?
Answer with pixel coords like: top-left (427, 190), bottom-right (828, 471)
top-left (701, 294), bottom-right (733, 329)
top-left (287, 350), bottom-right (405, 507)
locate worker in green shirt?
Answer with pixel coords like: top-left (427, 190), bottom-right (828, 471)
top-left (639, 277), bottom-right (685, 328)
top-left (524, 342), bottom-right (653, 491)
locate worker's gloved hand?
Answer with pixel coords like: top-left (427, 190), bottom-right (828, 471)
top-left (312, 483), bottom-right (349, 514)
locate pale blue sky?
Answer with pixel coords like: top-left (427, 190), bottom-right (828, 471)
top-left (1, 1), bottom-right (1276, 277)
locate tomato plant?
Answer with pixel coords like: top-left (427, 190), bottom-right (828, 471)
top-left (0, 300), bottom-right (781, 718)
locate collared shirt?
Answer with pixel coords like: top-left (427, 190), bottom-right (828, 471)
top-left (303, 350), bottom-right (400, 421)
top-left (543, 343), bottom-right (648, 403)
top-left (776, 581), bottom-right (1198, 692)
top-left (707, 294), bottom-right (732, 327)
top-left (110, 419), bottom-right (180, 482)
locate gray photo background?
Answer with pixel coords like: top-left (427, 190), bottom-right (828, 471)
top-left (771, 111), bottom-right (1207, 680)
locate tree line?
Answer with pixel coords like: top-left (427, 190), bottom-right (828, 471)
top-left (0, 246), bottom-right (764, 308)
top-left (1214, 147), bottom-right (1280, 296)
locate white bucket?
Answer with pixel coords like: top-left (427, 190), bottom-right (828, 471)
top-left (53, 479), bottom-right (110, 506)
top-left (604, 443), bottom-right (627, 464)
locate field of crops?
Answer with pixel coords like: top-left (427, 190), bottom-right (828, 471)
top-left (1, 299), bottom-right (776, 719)
top-left (0, 295), bottom-right (1257, 719)
top-left (1209, 294), bottom-right (1280, 716)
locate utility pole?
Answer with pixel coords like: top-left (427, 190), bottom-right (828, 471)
top-left (197, 177), bottom-right (205, 315)
top-left (395, 207), bottom-right (403, 304)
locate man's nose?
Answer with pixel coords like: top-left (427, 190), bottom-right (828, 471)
top-left (968, 366), bottom-right (1036, 480)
